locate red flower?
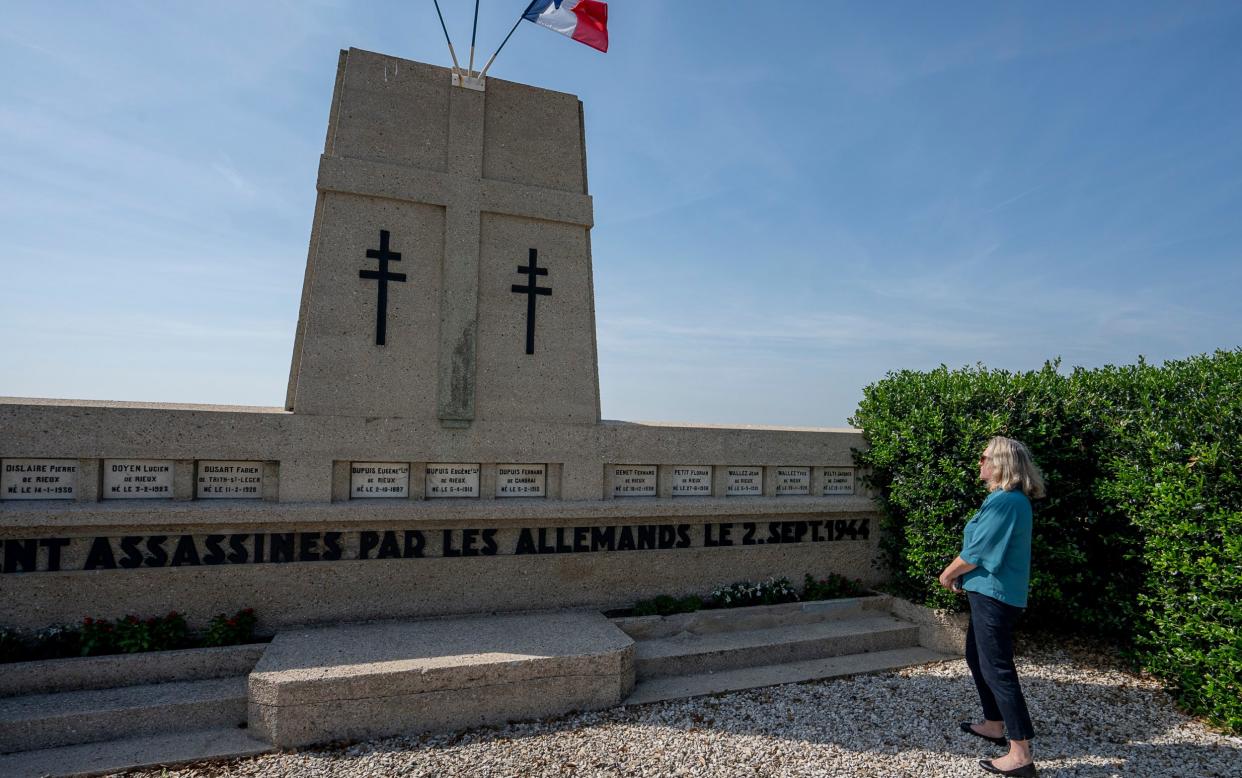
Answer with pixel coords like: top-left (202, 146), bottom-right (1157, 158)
top-left (226, 619), bottom-right (238, 627)
top-left (84, 617), bottom-right (94, 625)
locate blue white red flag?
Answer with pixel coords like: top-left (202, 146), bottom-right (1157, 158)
top-left (522, 0), bottom-right (609, 53)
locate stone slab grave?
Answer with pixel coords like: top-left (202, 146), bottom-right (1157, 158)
top-left (249, 610), bottom-right (633, 747)
top-left (0, 48), bottom-right (913, 757)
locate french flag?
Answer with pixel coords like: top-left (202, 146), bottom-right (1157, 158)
top-left (522, 0), bottom-right (609, 53)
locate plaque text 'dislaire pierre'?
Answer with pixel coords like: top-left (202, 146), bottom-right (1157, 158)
top-left (1, 459), bottom-right (78, 500)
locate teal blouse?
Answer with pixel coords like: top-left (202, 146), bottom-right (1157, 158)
top-left (959, 488), bottom-right (1033, 608)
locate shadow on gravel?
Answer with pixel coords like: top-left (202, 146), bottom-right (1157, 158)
top-left (363, 664), bottom-right (1241, 778)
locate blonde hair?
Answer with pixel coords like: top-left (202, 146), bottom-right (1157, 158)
top-left (984, 436), bottom-right (1046, 499)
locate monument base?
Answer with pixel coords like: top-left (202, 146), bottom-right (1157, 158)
top-left (247, 610), bottom-right (634, 747)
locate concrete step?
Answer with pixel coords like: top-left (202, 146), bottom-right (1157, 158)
top-left (0, 676), bottom-right (248, 754)
top-left (625, 646), bottom-right (956, 705)
top-left (614, 595), bottom-right (892, 641)
top-left (0, 727), bottom-right (273, 778)
top-left (635, 613), bottom-right (919, 679)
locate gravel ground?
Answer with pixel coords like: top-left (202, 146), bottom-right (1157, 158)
top-left (119, 640), bottom-right (1241, 778)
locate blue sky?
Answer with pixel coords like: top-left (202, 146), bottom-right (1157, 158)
top-left (2, 2), bottom-right (1239, 427)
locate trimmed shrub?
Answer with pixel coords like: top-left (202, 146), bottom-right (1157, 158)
top-left (851, 350), bottom-right (1241, 732)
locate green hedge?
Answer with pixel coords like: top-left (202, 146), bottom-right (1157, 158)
top-left (850, 350), bottom-right (1241, 732)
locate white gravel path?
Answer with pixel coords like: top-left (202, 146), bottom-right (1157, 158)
top-left (119, 641), bottom-right (1242, 777)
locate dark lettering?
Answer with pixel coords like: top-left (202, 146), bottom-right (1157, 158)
top-left (171, 535), bottom-right (201, 566)
top-left (227, 534), bottom-right (250, 564)
top-left (119, 536), bottom-right (144, 568)
top-left (554, 527), bottom-right (572, 553)
top-left (203, 535), bottom-right (227, 565)
top-left (515, 528), bottom-right (537, 555)
top-left (767, 523), bottom-right (782, 543)
top-left (442, 529), bottom-right (461, 557)
top-left (39, 538), bottom-right (70, 572)
top-left (636, 525), bottom-right (656, 550)
top-left (402, 531), bottom-right (424, 559)
top-left (299, 533), bottom-right (320, 562)
top-left (359, 531), bottom-right (380, 560)
top-left (537, 528), bottom-right (555, 554)
top-left (742, 523), bottom-right (756, 545)
top-left (718, 523), bottom-right (733, 546)
top-left (480, 528), bottom-right (498, 556)
top-left (84, 537), bottom-right (117, 570)
top-left (144, 536), bottom-right (168, 567)
top-left (377, 531), bottom-right (401, 559)
top-left (4, 539), bottom-right (38, 573)
top-left (834, 519), bottom-right (847, 541)
top-left (676, 524), bottom-right (692, 549)
top-left (323, 532), bottom-right (344, 561)
top-left (461, 528), bottom-right (480, 557)
top-left (590, 526), bottom-right (615, 551)
top-left (573, 526), bottom-right (589, 553)
top-left (254, 533), bottom-right (266, 563)
top-left (657, 525), bottom-right (677, 549)
top-left (617, 526), bottom-right (635, 551)
top-left (810, 521), bottom-right (824, 542)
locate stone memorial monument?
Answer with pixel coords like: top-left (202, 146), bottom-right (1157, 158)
top-left (0, 50), bottom-right (944, 769)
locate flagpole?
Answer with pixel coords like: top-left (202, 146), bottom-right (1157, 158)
top-left (468, 0), bottom-right (481, 75)
top-left (478, 11), bottom-right (527, 79)
top-left (431, 0), bottom-right (463, 78)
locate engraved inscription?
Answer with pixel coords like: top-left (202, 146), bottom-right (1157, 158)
top-left (612, 465), bottom-right (656, 497)
top-left (822, 467), bottom-right (856, 495)
top-left (196, 460), bottom-right (263, 499)
top-left (726, 467), bottom-right (762, 496)
top-left (776, 467), bottom-right (810, 496)
top-left (427, 463), bottom-right (480, 498)
top-left (671, 466), bottom-right (712, 497)
top-left (1, 459), bottom-right (77, 500)
top-left (350, 462), bottom-right (410, 499)
top-left (103, 460), bottom-right (174, 499)
top-left (497, 464), bottom-right (546, 498)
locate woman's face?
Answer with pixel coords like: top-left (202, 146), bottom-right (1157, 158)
top-left (979, 448), bottom-right (997, 485)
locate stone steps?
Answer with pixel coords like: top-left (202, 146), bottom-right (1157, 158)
top-left (634, 613), bottom-right (920, 679)
top-left (625, 646), bottom-right (955, 705)
top-left (0, 676), bottom-right (248, 754)
top-left (0, 727), bottom-right (272, 778)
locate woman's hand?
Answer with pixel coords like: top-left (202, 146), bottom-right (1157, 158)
top-left (938, 556), bottom-right (977, 593)
top-left (937, 568), bottom-right (961, 592)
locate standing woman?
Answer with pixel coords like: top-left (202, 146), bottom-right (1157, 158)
top-left (938, 436), bottom-right (1045, 777)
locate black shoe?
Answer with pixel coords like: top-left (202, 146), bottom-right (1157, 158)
top-left (959, 721), bottom-right (1007, 747)
top-left (979, 758), bottom-right (1036, 776)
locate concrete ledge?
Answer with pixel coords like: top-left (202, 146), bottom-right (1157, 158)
top-left (888, 597), bottom-right (969, 656)
top-left (248, 610), bottom-right (634, 747)
top-left (612, 595), bottom-right (892, 640)
top-left (0, 644), bottom-right (266, 698)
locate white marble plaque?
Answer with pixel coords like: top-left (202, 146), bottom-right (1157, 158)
top-left (103, 459), bottom-right (174, 499)
top-left (196, 460), bottom-right (263, 499)
top-left (671, 466), bottom-right (712, 496)
top-left (427, 463), bottom-right (480, 498)
top-left (350, 462), bottom-right (409, 499)
top-left (775, 466), bottom-right (810, 495)
top-left (822, 467), bottom-right (856, 495)
top-left (726, 467), bottom-right (763, 496)
top-left (612, 465), bottom-right (656, 497)
top-left (497, 464), bottom-right (546, 498)
top-left (1, 459), bottom-right (78, 500)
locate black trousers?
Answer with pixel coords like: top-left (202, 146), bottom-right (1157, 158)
top-left (966, 591), bottom-right (1035, 741)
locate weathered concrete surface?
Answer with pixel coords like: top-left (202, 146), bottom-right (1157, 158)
top-left (889, 597), bottom-right (970, 656)
top-left (248, 610), bottom-right (633, 747)
top-left (0, 643), bottom-right (265, 698)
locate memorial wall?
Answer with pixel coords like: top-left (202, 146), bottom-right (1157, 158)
top-left (0, 50), bottom-right (879, 632)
